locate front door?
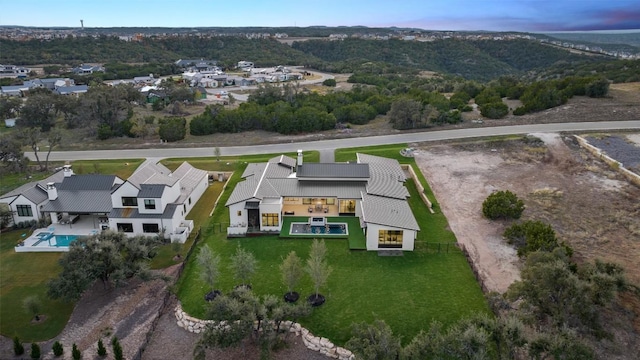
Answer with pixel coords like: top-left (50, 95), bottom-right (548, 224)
top-left (248, 209), bottom-right (259, 231)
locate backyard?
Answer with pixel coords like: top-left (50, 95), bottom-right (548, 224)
top-left (176, 146), bottom-right (490, 345)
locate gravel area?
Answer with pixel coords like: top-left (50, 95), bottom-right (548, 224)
top-left (585, 135), bottom-right (640, 172)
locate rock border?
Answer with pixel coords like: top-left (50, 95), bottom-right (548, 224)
top-left (174, 303), bottom-right (354, 360)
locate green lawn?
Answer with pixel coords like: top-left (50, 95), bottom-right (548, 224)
top-left (0, 230), bottom-right (73, 342)
top-left (177, 148), bottom-right (489, 346)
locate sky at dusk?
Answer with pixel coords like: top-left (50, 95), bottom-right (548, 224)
top-left (1, 0), bottom-right (639, 32)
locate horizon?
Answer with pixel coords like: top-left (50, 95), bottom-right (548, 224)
top-left (2, 0), bottom-right (639, 32)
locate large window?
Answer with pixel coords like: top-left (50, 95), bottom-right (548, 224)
top-left (142, 223), bottom-right (160, 233)
top-left (16, 205), bottom-right (32, 217)
top-left (261, 213), bottom-right (279, 227)
top-left (117, 223), bottom-right (134, 233)
top-left (121, 197), bottom-right (138, 206)
top-left (144, 199), bottom-right (156, 210)
top-left (378, 230), bottom-right (403, 248)
top-left (339, 199), bottom-right (356, 214)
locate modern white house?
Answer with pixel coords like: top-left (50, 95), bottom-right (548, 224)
top-left (2, 162), bottom-right (208, 244)
top-left (226, 151), bottom-right (420, 251)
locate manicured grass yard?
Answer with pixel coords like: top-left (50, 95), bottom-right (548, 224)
top-left (0, 230), bottom-right (73, 342)
top-left (177, 147), bottom-right (490, 346)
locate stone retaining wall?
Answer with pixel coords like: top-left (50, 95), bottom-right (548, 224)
top-left (174, 304), bottom-right (355, 360)
top-left (575, 135), bottom-right (640, 187)
top-left (401, 164), bottom-right (434, 213)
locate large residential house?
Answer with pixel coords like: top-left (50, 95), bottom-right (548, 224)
top-left (226, 152), bottom-right (420, 251)
top-left (1, 162), bottom-right (208, 242)
top-left (71, 64), bottom-right (105, 75)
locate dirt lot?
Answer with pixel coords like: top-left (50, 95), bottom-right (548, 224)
top-left (413, 132), bottom-right (640, 358)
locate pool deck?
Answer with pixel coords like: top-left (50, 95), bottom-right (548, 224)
top-left (280, 216), bottom-right (367, 250)
top-left (14, 217), bottom-right (100, 253)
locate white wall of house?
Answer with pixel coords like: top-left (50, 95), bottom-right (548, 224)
top-left (111, 182), bottom-right (140, 208)
top-left (7, 195), bottom-right (41, 224)
top-left (365, 223), bottom-right (416, 251)
top-left (259, 200), bottom-right (282, 231)
top-left (109, 217), bottom-right (167, 237)
top-left (228, 202), bottom-right (248, 227)
top-left (183, 175), bottom-right (208, 216)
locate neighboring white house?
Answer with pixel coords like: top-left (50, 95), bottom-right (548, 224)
top-left (225, 152), bottom-right (420, 251)
top-left (1, 162), bottom-right (208, 242)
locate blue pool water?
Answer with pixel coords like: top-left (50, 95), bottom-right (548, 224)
top-left (33, 233), bottom-right (78, 247)
top-left (290, 223), bottom-right (348, 235)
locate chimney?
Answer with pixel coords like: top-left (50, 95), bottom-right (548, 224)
top-left (297, 150), bottom-right (303, 167)
top-left (63, 164), bottom-right (74, 177)
top-left (47, 182), bottom-right (58, 200)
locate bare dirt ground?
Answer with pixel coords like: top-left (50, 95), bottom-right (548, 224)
top-left (413, 131), bottom-right (640, 358)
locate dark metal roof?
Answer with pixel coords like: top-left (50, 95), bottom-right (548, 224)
top-left (245, 201), bottom-right (260, 209)
top-left (138, 184), bottom-right (166, 198)
top-left (42, 190), bottom-right (113, 213)
top-left (57, 175), bottom-right (117, 191)
top-left (297, 163), bottom-right (369, 179)
top-left (109, 204), bottom-right (178, 219)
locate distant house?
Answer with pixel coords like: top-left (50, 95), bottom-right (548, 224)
top-left (0, 85), bottom-right (28, 97)
top-left (175, 59), bottom-right (217, 68)
top-left (192, 86), bottom-right (207, 99)
top-left (0, 64), bottom-right (30, 78)
top-left (226, 152), bottom-right (420, 251)
top-left (134, 75), bottom-right (155, 85)
top-left (55, 85), bottom-right (88, 96)
top-left (146, 89), bottom-right (168, 104)
top-left (237, 61), bottom-right (254, 71)
top-left (71, 64), bottom-right (105, 75)
top-left (4, 118), bottom-right (17, 127)
top-left (2, 162), bottom-right (208, 242)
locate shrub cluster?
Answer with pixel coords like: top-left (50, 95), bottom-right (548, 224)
top-left (482, 190), bottom-right (525, 220)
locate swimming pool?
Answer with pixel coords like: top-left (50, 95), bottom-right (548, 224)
top-left (290, 222), bottom-right (348, 235)
top-left (33, 233), bottom-right (78, 247)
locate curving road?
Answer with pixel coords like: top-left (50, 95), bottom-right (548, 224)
top-left (27, 121), bottom-right (640, 161)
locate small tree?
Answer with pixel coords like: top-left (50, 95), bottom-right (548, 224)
top-left (13, 336), bottom-right (24, 355)
top-left (30, 343), bottom-right (41, 359)
top-left (112, 337), bottom-right (123, 360)
top-left (305, 239), bottom-right (332, 306)
top-left (72, 343), bottom-right (81, 360)
top-left (23, 295), bottom-right (42, 321)
top-left (503, 220), bottom-right (570, 257)
top-left (97, 339), bottom-right (107, 356)
top-left (229, 245), bottom-right (257, 288)
top-left (322, 78), bottom-right (337, 87)
top-left (280, 251), bottom-right (303, 302)
top-left (171, 239), bottom-right (182, 259)
top-left (346, 320), bottom-right (402, 360)
top-left (214, 147), bottom-right (221, 161)
top-left (52, 341), bottom-right (64, 357)
top-left (197, 245), bottom-right (221, 293)
top-left (482, 190), bottom-right (525, 220)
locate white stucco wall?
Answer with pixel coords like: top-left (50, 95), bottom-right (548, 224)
top-left (8, 195), bottom-right (41, 224)
top-left (111, 182), bottom-right (139, 208)
top-left (228, 202), bottom-right (248, 227)
top-left (365, 223), bottom-right (416, 251)
top-left (183, 175), bottom-right (208, 216)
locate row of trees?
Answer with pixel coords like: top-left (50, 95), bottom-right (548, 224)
top-left (194, 240), bottom-right (332, 357)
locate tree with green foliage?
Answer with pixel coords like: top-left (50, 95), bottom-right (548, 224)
top-left (480, 101), bottom-right (509, 119)
top-left (52, 341), bottom-right (64, 357)
top-left (322, 78), bottom-right (337, 87)
top-left (482, 190), bottom-right (525, 220)
top-left (97, 339), bottom-right (107, 356)
top-left (229, 245), bottom-right (257, 288)
top-left (30, 343), bottom-right (41, 359)
top-left (13, 336), bottom-right (24, 356)
top-left (48, 231), bottom-right (161, 301)
top-left (112, 337), bottom-right (123, 360)
top-left (19, 93), bottom-right (57, 131)
top-left (585, 77), bottom-right (609, 98)
top-left (23, 295), bottom-right (42, 321)
top-left (0, 96), bottom-right (22, 120)
top-left (197, 245), bottom-right (221, 293)
top-left (72, 343), bottom-right (81, 360)
top-left (346, 320), bottom-right (402, 360)
top-left (388, 97), bottom-right (423, 129)
top-left (280, 251), bottom-right (303, 300)
top-left (158, 116), bottom-right (186, 142)
top-left (0, 136), bottom-right (28, 174)
top-left (503, 220), bottom-right (569, 257)
top-left (305, 239), bottom-right (332, 305)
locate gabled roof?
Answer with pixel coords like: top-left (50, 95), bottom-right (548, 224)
top-left (0, 170), bottom-right (65, 204)
top-left (127, 162), bottom-right (177, 188)
top-left (55, 85), bottom-right (88, 95)
top-left (360, 192), bottom-right (420, 231)
top-left (358, 153), bottom-right (409, 200)
top-left (297, 163), bottom-right (369, 179)
top-left (226, 160), bottom-right (294, 206)
top-left (172, 162), bottom-right (208, 203)
top-left (138, 184), bottom-right (166, 198)
top-left (42, 175), bottom-right (120, 213)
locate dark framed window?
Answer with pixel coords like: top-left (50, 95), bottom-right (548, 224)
top-left (16, 205), bottom-right (32, 217)
top-left (117, 223), bottom-right (134, 233)
top-left (261, 213), bottom-right (279, 227)
top-left (142, 223), bottom-right (160, 233)
top-left (121, 197), bottom-right (138, 206)
top-left (144, 199), bottom-right (156, 209)
top-left (378, 230), bottom-right (403, 248)
top-left (188, 197), bottom-right (192, 205)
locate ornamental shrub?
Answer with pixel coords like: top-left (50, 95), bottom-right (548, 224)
top-left (52, 341), bottom-right (64, 357)
top-left (97, 339), bottom-right (107, 356)
top-left (72, 343), bottom-right (81, 360)
top-left (482, 190), bottom-right (525, 220)
top-left (14, 336), bottom-right (24, 355)
top-left (30, 343), bottom-right (41, 359)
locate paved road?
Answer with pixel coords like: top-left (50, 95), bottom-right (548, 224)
top-left (27, 121), bottom-right (640, 161)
